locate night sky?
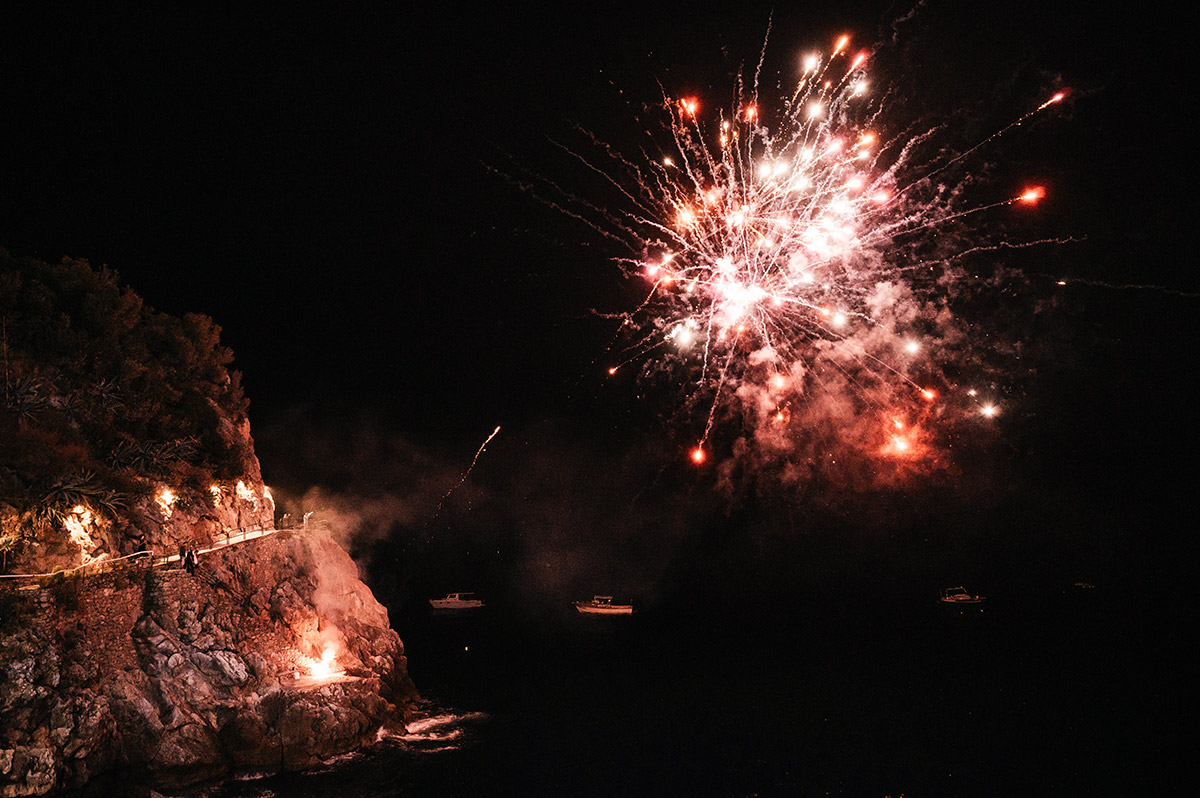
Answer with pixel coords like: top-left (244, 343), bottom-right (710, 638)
top-left (1, 3), bottom-right (1192, 602)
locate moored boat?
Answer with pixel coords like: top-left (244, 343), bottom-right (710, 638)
top-left (430, 592), bottom-right (485, 610)
top-left (574, 595), bottom-right (633, 615)
top-left (939, 586), bottom-right (986, 605)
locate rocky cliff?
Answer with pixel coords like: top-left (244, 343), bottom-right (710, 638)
top-left (1, 521), bottom-right (418, 796)
top-left (1, 252), bottom-right (418, 795)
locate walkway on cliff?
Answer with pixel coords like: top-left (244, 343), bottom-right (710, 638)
top-left (0, 523), bottom-right (316, 590)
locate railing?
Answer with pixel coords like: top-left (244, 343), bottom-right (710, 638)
top-left (0, 549), bottom-right (154, 585)
top-left (0, 520), bottom-right (323, 590)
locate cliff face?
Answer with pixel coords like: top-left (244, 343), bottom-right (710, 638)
top-left (0, 254), bottom-right (418, 795)
top-left (0, 526), bottom-right (418, 795)
top-left (6, 414), bottom-right (277, 576)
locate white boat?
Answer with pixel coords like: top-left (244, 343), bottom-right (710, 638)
top-left (429, 592), bottom-right (485, 610)
top-left (939, 586), bottom-right (986, 605)
top-left (574, 595), bottom-right (633, 615)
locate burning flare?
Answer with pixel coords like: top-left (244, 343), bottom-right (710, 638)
top-left (235, 480), bottom-right (257, 505)
top-left (301, 645), bottom-right (343, 680)
top-left (63, 505), bottom-right (99, 564)
top-left (156, 487), bottom-right (176, 519)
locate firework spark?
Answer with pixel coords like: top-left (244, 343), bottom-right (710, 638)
top-left (434, 425), bottom-right (502, 514)
top-left (465, 425), bottom-right (502, 477)
top-left (579, 33), bottom-right (1065, 484)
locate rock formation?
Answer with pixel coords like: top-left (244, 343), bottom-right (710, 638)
top-left (1, 253), bottom-right (418, 795)
top-left (0, 507), bottom-right (418, 796)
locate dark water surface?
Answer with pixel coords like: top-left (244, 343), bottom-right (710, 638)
top-left (200, 578), bottom-right (1169, 797)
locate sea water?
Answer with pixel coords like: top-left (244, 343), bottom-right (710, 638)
top-left (199, 583), bottom-right (1152, 797)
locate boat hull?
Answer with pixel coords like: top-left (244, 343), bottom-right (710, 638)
top-left (574, 603), bottom-right (633, 615)
top-left (429, 590), bottom-right (484, 609)
top-left (939, 587), bottom-right (985, 606)
top-left (430, 599), bottom-right (485, 610)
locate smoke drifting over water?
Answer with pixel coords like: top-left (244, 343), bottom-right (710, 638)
top-left (256, 405), bottom-right (729, 610)
top-left (253, 396), bottom-right (1077, 622)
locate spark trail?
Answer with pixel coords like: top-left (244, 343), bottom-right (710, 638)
top-left (433, 425), bottom-right (502, 517)
top-left (574, 33), bottom-right (1067, 486)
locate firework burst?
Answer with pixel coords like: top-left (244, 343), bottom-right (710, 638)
top-left (553, 33), bottom-right (1065, 488)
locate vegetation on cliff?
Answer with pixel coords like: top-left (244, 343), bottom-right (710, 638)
top-left (1, 249), bottom-right (257, 570)
top-left (1, 249), bottom-right (417, 794)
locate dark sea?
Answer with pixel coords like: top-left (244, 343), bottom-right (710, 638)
top-left (198, 574), bottom-right (1172, 797)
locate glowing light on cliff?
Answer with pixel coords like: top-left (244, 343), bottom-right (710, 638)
top-left (156, 487), bottom-right (176, 519)
top-left (63, 505), bottom-right (98, 564)
top-left (302, 645), bottom-right (343, 680)
top-left (261, 486), bottom-right (276, 521)
top-left (209, 484), bottom-right (223, 507)
top-left (235, 480), bottom-right (257, 506)
top-left (558, 31), bottom-right (1066, 478)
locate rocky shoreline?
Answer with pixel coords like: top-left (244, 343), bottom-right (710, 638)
top-left (0, 529), bottom-right (418, 796)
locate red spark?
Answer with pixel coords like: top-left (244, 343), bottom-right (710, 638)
top-left (1038, 90), bottom-right (1067, 110)
top-left (1018, 186), bottom-right (1046, 204)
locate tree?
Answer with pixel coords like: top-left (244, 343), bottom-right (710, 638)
top-left (1, 248), bottom-right (255, 563)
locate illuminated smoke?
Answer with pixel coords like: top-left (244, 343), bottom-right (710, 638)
top-left (568, 33), bottom-right (1065, 488)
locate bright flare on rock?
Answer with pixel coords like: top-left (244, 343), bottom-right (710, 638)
top-left (304, 645), bottom-right (343, 680)
top-left (63, 505), bottom-right (98, 564)
top-left (156, 487), bottom-right (176, 519)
